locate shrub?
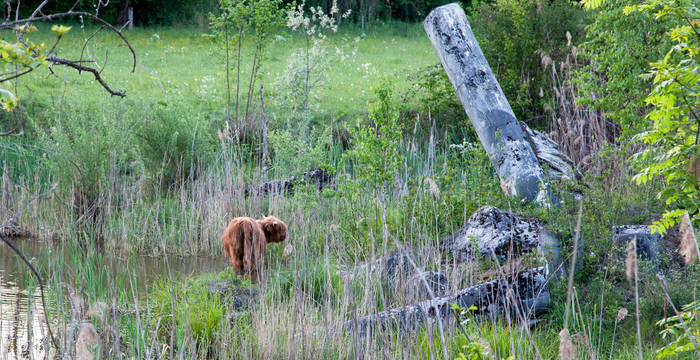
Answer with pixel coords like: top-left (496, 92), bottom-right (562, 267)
top-left (135, 102), bottom-right (215, 190)
top-left (575, 0), bottom-right (673, 138)
top-left (469, 0), bottom-right (585, 126)
top-left (340, 81), bottom-right (403, 196)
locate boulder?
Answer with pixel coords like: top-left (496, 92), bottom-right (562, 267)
top-left (612, 225), bottom-right (660, 262)
top-left (203, 279), bottom-right (257, 311)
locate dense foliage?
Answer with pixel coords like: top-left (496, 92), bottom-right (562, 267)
top-left (469, 0), bottom-right (585, 124)
top-left (11, 0), bottom-right (218, 26)
top-left (628, 0), bottom-right (699, 231)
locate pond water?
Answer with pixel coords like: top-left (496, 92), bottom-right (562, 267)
top-left (0, 238), bottom-right (229, 359)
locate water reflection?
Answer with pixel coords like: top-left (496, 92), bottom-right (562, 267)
top-left (1, 238), bottom-right (228, 359)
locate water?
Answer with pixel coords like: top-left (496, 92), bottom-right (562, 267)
top-left (0, 238), bottom-right (229, 359)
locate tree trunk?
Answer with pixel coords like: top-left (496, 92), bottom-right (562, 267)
top-left (423, 3), bottom-right (556, 205)
top-left (342, 267), bottom-right (551, 338)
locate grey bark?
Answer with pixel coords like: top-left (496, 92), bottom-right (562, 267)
top-left (423, 3), bottom-right (555, 205)
top-left (443, 206), bottom-right (564, 278)
top-left (244, 169), bottom-right (333, 197)
top-left (343, 267), bottom-right (550, 338)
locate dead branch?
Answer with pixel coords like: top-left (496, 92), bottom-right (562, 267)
top-left (46, 55), bottom-right (125, 97)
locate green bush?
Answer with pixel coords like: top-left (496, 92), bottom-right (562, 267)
top-left (150, 275), bottom-right (229, 350)
top-left (576, 0), bottom-right (673, 138)
top-left (340, 81), bottom-right (404, 196)
top-left (401, 64), bottom-right (474, 143)
top-left (42, 103), bottom-right (141, 239)
top-left (14, 1), bottom-right (218, 26)
top-left (135, 102), bottom-right (215, 190)
top-left (469, 0), bottom-right (585, 125)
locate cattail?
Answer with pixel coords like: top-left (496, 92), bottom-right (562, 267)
top-left (423, 177), bottom-right (440, 197)
top-left (76, 321), bottom-right (99, 360)
top-left (283, 243), bottom-right (295, 257)
top-left (625, 239), bottom-right (637, 283)
top-left (615, 307), bottom-right (628, 322)
top-left (679, 212), bottom-right (698, 265)
top-left (558, 328), bottom-right (576, 360)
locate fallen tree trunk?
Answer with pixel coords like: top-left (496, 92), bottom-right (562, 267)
top-left (423, 3), bottom-right (556, 205)
top-left (244, 169), bottom-right (333, 197)
top-left (343, 267), bottom-right (550, 337)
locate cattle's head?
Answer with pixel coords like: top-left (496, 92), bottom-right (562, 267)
top-left (258, 216), bottom-right (287, 244)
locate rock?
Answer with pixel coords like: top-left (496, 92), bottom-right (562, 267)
top-left (444, 206), bottom-right (541, 259)
top-left (443, 206), bottom-right (567, 278)
top-left (244, 168), bottom-right (333, 197)
top-left (203, 279), bottom-right (256, 311)
top-left (1, 219), bottom-right (29, 238)
top-left (539, 229), bottom-right (566, 278)
top-left (75, 321), bottom-right (99, 360)
top-left (613, 225), bottom-right (660, 262)
top-left (400, 271), bottom-right (448, 302)
top-left (340, 251), bottom-right (413, 282)
top-left (343, 267), bottom-right (550, 338)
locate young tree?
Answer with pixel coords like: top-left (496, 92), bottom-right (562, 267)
top-left (209, 0), bottom-right (285, 129)
top-left (627, 0), bottom-right (700, 232)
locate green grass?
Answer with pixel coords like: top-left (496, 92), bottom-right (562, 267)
top-left (6, 23), bottom-right (437, 132)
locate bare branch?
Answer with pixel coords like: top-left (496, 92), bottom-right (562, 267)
top-left (1, 11), bottom-right (137, 72)
top-left (46, 55), bottom-right (126, 97)
top-left (79, 24), bottom-right (107, 64)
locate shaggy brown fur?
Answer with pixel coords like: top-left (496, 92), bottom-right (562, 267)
top-left (221, 216), bottom-right (287, 283)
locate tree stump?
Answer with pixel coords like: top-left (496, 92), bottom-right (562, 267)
top-left (423, 3), bottom-right (556, 205)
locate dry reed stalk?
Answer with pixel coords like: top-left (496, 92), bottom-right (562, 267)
top-left (539, 46), bottom-right (618, 171)
top-left (679, 212), bottom-right (698, 265)
top-left (625, 240), bottom-right (637, 283)
top-left (563, 198), bottom-right (583, 330)
top-left (626, 238), bottom-right (643, 360)
top-left (607, 308), bottom-right (628, 360)
top-left (558, 328), bottom-right (576, 360)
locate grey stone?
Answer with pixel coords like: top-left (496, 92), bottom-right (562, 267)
top-left (444, 206), bottom-right (542, 260)
top-left (244, 168), bottom-right (333, 197)
top-left (613, 225), bottom-right (660, 262)
top-left (400, 271), bottom-right (448, 302)
top-left (204, 279), bottom-right (256, 311)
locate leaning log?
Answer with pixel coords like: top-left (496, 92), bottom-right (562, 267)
top-left (423, 3), bottom-right (556, 205)
top-left (343, 267), bottom-right (550, 337)
top-left (244, 169), bottom-right (333, 197)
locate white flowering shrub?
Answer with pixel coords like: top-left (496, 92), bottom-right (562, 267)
top-left (276, 0), bottom-right (353, 136)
